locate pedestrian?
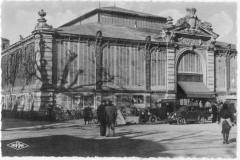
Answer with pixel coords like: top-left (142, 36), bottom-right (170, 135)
top-left (97, 100), bottom-right (107, 136)
top-left (211, 103), bottom-right (218, 123)
top-left (31, 100), bottom-right (35, 111)
top-left (199, 100), bottom-right (203, 111)
top-left (219, 101), bottom-right (223, 111)
top-left (218, 103), bottom-right (234, 144)
top-left (45, 101), bottom-right (54, 121)
top-left (105, 100), bottom-right (118, 137)
top-left (205, 100), bottom-right (211, 111)
top-left (83, 104), bottom-right (92, 125)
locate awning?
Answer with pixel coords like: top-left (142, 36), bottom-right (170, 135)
top-left (178, 82), bottom-right (215, 98)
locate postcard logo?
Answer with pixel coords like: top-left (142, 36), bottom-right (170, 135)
top-left (7, 141), bottom-right (29, 150)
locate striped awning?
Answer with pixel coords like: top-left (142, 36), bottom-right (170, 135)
top-left (178, 82), bottom-right (215, 98)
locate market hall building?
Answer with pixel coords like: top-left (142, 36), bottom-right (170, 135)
top-left (1, 7), bottom-right (237, 114)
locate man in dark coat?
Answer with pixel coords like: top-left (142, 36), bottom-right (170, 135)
top-left (84, 105), bottom-right (92, 125)
top-left (105, 100), bottom-right (118, 137)
top-left (97, 100), bottom-right (107, 136)
top-left (211, 103), bottom-right (218, 123)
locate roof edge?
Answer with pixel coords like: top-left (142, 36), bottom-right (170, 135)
top-left (59, 8), bottom-right (99, 28)
top-left (59, 7), bottom-right (167, 28)
top-left (1, 34), bottom-right (34, 55)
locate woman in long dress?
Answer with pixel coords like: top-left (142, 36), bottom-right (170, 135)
top-left (218, 103), bottom-right (234, 144)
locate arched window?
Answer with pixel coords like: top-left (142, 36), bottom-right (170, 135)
top-left (177, 51), bottom-right (202, 73)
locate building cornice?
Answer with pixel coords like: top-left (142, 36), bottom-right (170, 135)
top-left (1, 35), bottom-right (35, 56)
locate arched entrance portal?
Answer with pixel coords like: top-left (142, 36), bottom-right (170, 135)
top-left (177, 51), bottom-right (204, 82)
top-left (176, 50), bottom-right (214, 106)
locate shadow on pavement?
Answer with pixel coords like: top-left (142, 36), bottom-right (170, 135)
top-left (1, 118), bottom-right (67, 130)
top-left (2, 134), bottom-right (172, 157)
top-left (229, 138), bottom-right (236, 143)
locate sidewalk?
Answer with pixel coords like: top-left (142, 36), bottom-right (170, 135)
top-left (1, 118), bottom-right (84, 131)
top-left (1, 116), bottom-right (141, 131)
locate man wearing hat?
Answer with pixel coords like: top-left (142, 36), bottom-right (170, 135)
top-left (211, 101), bottom-right (218, 123)
top-left (97, 100), bottom-right (107, 136)
top-left (105, 100), bottom-right (118, 137)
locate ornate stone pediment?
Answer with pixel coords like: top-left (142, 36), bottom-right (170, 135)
top-left (171, 8), bottom-right (218, 38)
top-left (155, 8), bottom-right (219, 49)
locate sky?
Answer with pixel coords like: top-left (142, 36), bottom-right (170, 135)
top-left (0, 0), bottom-right (238, 45)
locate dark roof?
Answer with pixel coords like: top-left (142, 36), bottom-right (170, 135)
top-left (215, 41), bottom-right (236, 50)
top-left (59, 6), bottom-right (166, 28)
top-left (58, 22), bottom-right (160, 42)
top-left (99, 6), bottom-right (165, 19)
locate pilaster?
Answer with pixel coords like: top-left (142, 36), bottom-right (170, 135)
top-left (166, 47), bottom-right (176, 92)
top-left (34, 33), bottom-right (53, 89)
top-left (225, 52), bottom-right (231, 92)
top-left (206, 49), bottom-right (215, 91)
top-left (95, 31), bottom-right (103, 90)
top-left (145, 36), bottom-right (151, 91)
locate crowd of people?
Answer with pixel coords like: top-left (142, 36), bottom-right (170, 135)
top-left (84, 100), bottom-right (118, 137)
top-left (97, 100), bottom-right (118, 137)
top-left (188, 99), bottom-right (236, 123)
top-left (189, 99), bottom-right (236, 144)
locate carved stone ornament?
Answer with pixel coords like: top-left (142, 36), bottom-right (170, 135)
top-left (173, 7), bottom-right (219, 39)
top-left (189, 43), bottom-right (196, 51)
top-left (35, 9), bottom-right (53, 30)
top-left (175, 8), bottom-right (200, 29)
top-left (207, 36), bottom-right (216, 51)
top-left (96, 30), bottom-right (102, 44)
top-left (165, 16), bottom-right (174, 30)
top-left (145, 36), bottom-right (151, 49)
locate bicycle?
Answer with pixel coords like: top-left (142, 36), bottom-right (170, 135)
top-left (57, 108), bottom-right (71, 121)
top-left (88, 109), bottom-right (99, 127)
top-left (45, 103), bottom-right (69, 121)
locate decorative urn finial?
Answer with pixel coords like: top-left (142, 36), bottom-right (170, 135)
top-left (165, 16), bottom-right (174, 29)
top-left (35, 9), bottom-right (53, 30)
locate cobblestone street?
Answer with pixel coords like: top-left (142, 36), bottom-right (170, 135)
top-left (1, 118), bottom-right (237, 158)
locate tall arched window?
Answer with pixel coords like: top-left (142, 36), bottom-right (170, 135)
top-left (230, 56), bottom-right (237, 90)
top-left (177, 51), bottom-right (202, 73)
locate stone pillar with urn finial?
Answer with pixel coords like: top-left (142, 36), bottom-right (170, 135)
top-left (31, 9), bottom-right (55, 112)
top-left (32, 9), bottom-right (54, 89)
